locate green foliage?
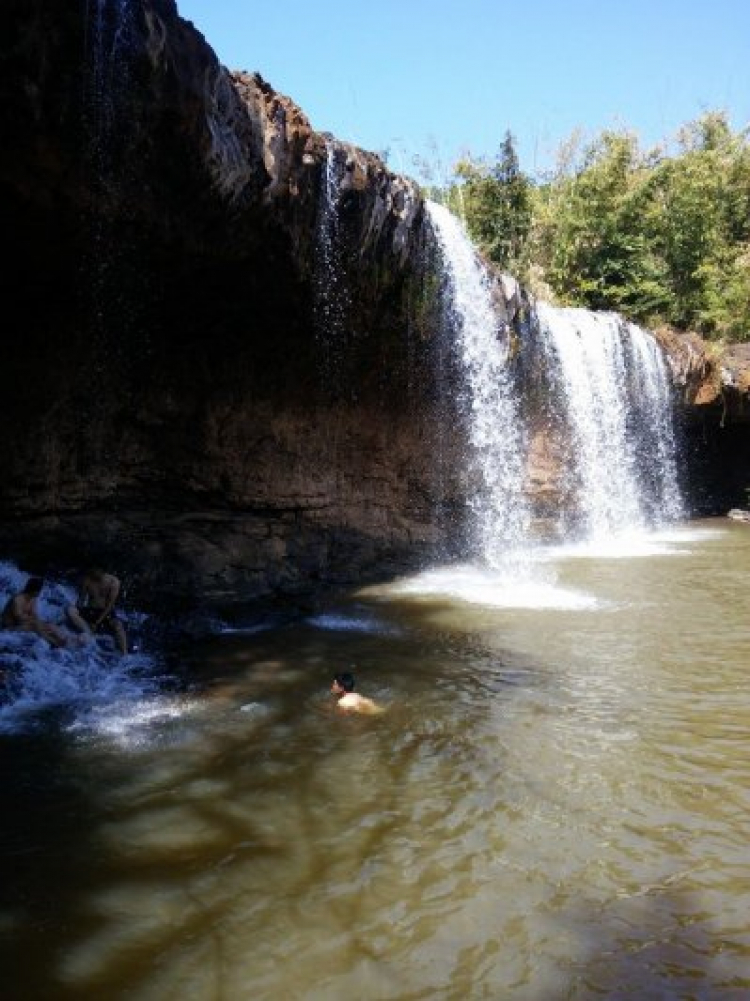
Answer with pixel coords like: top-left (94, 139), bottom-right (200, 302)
top-left (455, 131), bottom-right (532, 274)
top-left (434, 112), bottom-right (750, 341)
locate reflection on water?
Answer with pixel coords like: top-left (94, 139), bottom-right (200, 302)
top-left (2, 520), bottom-right (750, 999)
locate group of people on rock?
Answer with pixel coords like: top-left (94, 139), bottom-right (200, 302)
top-left (1, 568), bottom-right (127, 655)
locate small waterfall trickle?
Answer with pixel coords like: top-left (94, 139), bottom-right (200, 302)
top-left (426, 202), bottom-right (531, 570)
top-left (86, 0), bottom-right (136, 174)
top-left (535, 304), bottom-right (683, 538)
top-left (84, 0), bottom-right (139, 355)
top-left (314, 142), bottom-right (351, 386)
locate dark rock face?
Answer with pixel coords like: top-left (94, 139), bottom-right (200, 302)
top-left (0, 0), bottom-right (460, 608)
top-left (2, 2), bottom-right (749, 610)
top-left (654, 329), bottom-right (750, 513)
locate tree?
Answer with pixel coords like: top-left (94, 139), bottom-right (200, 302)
top-left (459, 131), bottom-right (532, 274)
top-left (530, 114), bottom-right (750, 339)
top-left (435, 113), bottom-right (750, 341)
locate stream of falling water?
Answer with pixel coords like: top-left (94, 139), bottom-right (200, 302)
top-left (87, 0), bottom-right (136, 167)
top-left (314, 141), bottom-right (351, 387)
top-left (402, 202), bottom-right (688, 615)
top-left (3, 141), bottom-right (740, 1001)
top-left (536, 303), bottom-right (683, 540)
top-left (426, 201), bottom-right (532, 570)
top-left (427, 202), bottom-right (684, 563)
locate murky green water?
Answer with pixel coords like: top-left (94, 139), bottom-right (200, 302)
top-left (2, 519), bottom-right (749, 1000)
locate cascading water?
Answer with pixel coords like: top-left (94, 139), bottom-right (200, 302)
top-left (417, 204), bottom-right (685, 611)
top-left (87, 0), bottom-right (136, 171)
top-left (625, 321), bottom-right (684, 522)
top-left (85, 0), bottom-right (140, 356)
top-left (535, 304), bottom-right (683, 539)
top-left (426, 202), bottom-right (531, 570)
top-left (314, 141), bottom-right (351, 385)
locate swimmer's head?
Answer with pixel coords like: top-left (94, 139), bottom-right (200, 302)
top-left (332, 671), bottom-right (355, 694)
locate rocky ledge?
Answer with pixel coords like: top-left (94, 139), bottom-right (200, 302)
top-left (1, 0), bottom-right (748, 609)
top-left (654, 329), bottom-right (750, 421)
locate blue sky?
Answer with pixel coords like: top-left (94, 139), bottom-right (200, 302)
top-left (176, 0), bottom-right (750, 180)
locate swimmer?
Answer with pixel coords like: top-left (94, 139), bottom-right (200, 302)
top-left (331, 672), bottom-right (384, 715)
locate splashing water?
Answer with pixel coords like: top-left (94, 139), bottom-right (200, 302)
top-left (426, 201), bottom-right (531, 571)
top-left (536, 305), bottom-right (683, 539)
top-left (421, 205), bottom-right (685, 611)
top-left (0, 562), bottom-right (164, 736)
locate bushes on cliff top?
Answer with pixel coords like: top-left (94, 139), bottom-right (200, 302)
top-left (433, 113), bottom-right (750, 341)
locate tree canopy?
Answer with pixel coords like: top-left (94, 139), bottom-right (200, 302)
top-left (434, 114), bottom-right (750, 341)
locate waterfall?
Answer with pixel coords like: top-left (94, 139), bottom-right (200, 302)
top-left (87, 0), bottom-right (136, 166)
top-left (535, 304), bottom-right (683, 538)
top-left (426, 202), bottom-right (531, 569)
top-left (84, 0), bottom-right (140, 355)
top-left (314, 141), bottom-right (351, 386)
top-left (425, 203), bottom-right (684, 568)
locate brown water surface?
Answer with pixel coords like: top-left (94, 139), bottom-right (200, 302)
top-left (1, 519), bottom-right (749, 999)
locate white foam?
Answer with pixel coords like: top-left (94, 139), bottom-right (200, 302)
top-left (537, 538), bottom-right (684, 561)
top-left (306, 613), bottom-right (399, 635)
top-left (651, 525), bottom-right (726, 544)
top-left (71, 695), bottom-right (195, 748)
top-left (383, 565), bottom-right (600, 611)
top-left (0, 560), bottom-right (162, 736)
top-left (535, 524), bottom-right (725, 562)
top-left (239, 702), bottom-right (271, 715)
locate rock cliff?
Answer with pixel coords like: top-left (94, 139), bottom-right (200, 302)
top-left (0, 0), bottom-right (458, 609)
top-left (655, 332), bottom-right (750, 513)
top-left (1, 0), bottom-right (748, 611)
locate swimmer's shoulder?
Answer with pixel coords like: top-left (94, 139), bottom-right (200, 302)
top-left (338, 693), bottom-right (385, 715)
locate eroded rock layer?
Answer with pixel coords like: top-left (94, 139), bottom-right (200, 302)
top-left (1, 0), bottom-right (748, 608)
top-left (0, 0), bottom-right (459, 607)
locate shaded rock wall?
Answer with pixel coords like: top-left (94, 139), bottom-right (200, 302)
top-left (0, 0), bottom-right (461, 609)
top-left (654, 329), bottom-right (750, 512)
top-left (2, 0), bottom-right (749, 612)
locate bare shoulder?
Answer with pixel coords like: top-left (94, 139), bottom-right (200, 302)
top-left (338, 693), bottom-right (385, 715)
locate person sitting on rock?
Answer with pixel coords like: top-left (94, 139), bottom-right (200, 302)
top-left (1, 576), bottom-right (69, 649)
top-left (66, 568), bottom-right (127, 655)
top-left (331, 671), bottom-right (383, 715)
